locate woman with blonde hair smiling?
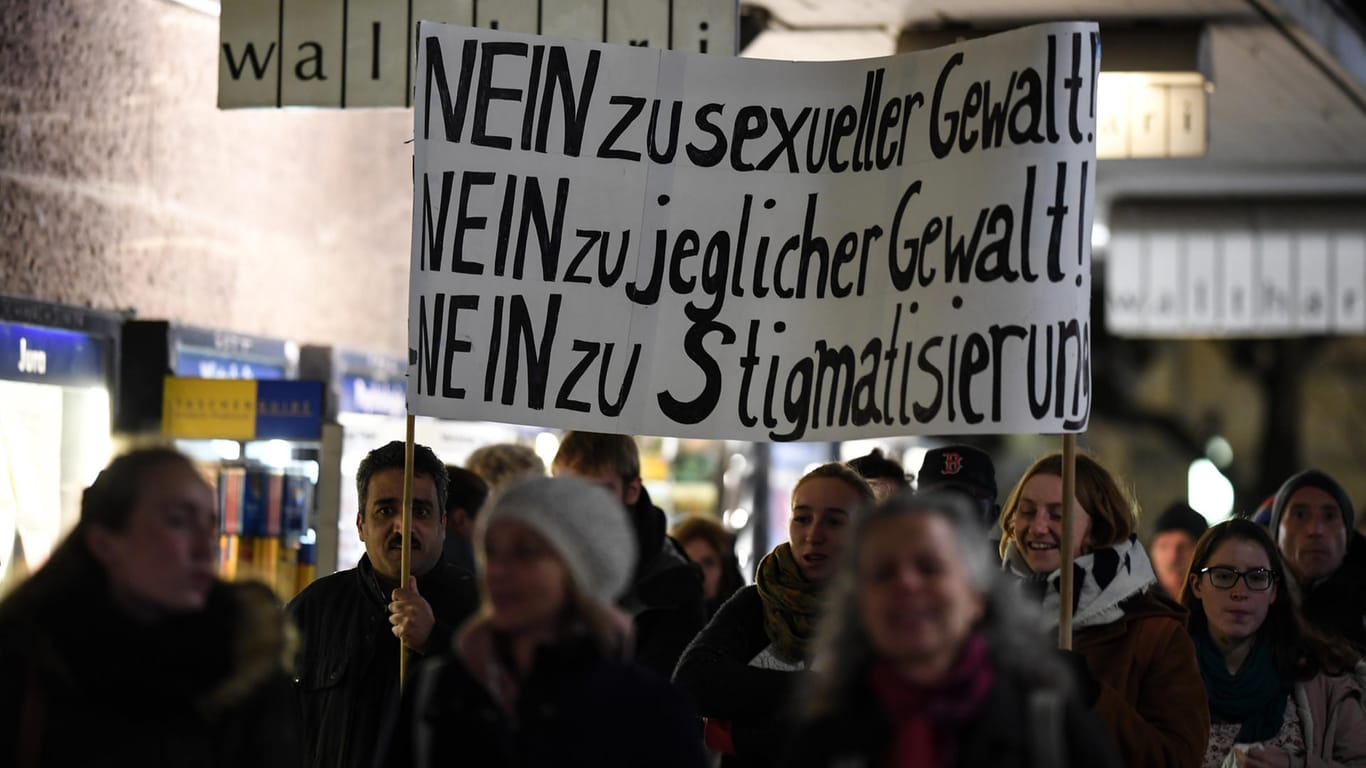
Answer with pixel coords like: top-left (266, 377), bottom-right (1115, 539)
top-left (997, 451), bottom-right (1209, 767)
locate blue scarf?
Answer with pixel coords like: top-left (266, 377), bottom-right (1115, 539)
top-left (1192, 629), bottom-right (1289, 743)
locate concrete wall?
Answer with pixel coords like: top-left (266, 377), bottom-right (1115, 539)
top-left (1, 0), bottom-right (414, 355)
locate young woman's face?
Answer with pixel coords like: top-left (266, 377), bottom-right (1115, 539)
top-left (482, 520), bottom-right (570, 636)
top-left (1011, 473), bottom-right (1092, 575)
top-left (683, 538), bottom-right (722, 600)
top-left (859, 514), bottom-right (984, 679)
top-left (1191, 538), bottom-right (1278, 645)
top-left (89, 460), bottom-right (218, 615)
top-left (789, 477), bottom-right (861, 583)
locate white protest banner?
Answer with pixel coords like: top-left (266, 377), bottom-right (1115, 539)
top-left (408, 21), bottom-right (1099, 441)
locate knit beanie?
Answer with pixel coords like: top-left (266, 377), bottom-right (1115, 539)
top-left (1153, 501), bottom-right (1208, 542)
top-left (1268, 469), bottom-right (1355, 542)
top-left (476, 475), bottom-right (638, 607)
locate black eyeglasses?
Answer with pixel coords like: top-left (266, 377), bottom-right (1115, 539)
top-left (1197, 566), bottom-right (1277, 591)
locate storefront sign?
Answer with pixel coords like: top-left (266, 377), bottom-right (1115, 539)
top-left (219, 0), bottom-right (738, 108)
top-left (163, 377), bottom-right (324, 439)
top-left (408, 22), bottom-right (1098, 441)
top-left (0, 322), bottom-right (108, 387)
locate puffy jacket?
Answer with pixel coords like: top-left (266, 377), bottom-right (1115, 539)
top-left (0, 580), bottom-right (301, 768)
top-left (287, 556), bottom-right (477, 768)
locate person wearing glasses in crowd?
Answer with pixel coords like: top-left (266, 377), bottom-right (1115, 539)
top-left (1181, 519), bottom-right (1365, 768)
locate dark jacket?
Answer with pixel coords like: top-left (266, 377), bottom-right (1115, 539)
top-left (673, 585), bottom-right (805, 768)
top-left (783, 654), bottom-right (1124, 768)
top-left (287, 556), bottom-right (477, 768)
top-left (624, 487), bottom-right (707, 680)
top-left (383, 632), bottom-right (706, 768)
top-left (1075, 591), bottom-right (1209, 768)
top-left (0, 579), bottom-right (301, 768)
top-left (1297, 532), bottom-right (1366, 652)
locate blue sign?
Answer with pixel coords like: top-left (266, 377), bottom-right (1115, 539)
top-left (175, 350), bottom-right (287, 380)
top-left (338, 374), bottom-right (407, 416)
top-left (0, 321), bottom-right (109, 387)
top-left (254, 380), bottom-right (324, 439)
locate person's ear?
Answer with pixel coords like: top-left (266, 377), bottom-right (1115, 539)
top-left (85, 525), bottom-right (118, 569)
top-left (624, 476), bottom-right (641, 506)
top-left (1189, 572), bottom-right (1204, 601)
top-left (356, 511), bottom-right (365, 541)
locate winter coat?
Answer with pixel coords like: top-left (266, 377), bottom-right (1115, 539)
top-left (783, 654), bottom-right (1124, 768)
top-left (1004, 537), bottom-right (1209, 768)
top-left (0, 579), bottom-right (301, 768)
top-left (1291, 671), bottom-right (1366, 767)
top-left (287, 555), bottom-right (478, 768)
top-left (625, 488), bottom-right (707, 680)
top-left (673, 585), bottom-right (807, 768)
top-left (1297, 533), bottom-right (1366, 653)
top-left (382, 625), bottom-right (706, 768)
top-left (1076, 591), bottom-right (1210, 768)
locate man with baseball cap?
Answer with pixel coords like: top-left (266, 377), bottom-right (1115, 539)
top-left (917, 444), bottom-right (1001, 556)
top-left (1269, 468), bottom-right (1366, 651)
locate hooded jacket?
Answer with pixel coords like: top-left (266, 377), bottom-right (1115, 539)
top-left (623, 487), bottom-right (707, 680)
top-left (287, 555), bottom-right (478, 768)
top-left (0, 579), bottom-right (301, 768)
top-left (1004, 537), bottom-right (1209, 768)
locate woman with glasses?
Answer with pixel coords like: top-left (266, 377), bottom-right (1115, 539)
top-left (1180, 519), bottom-right (1365, 768)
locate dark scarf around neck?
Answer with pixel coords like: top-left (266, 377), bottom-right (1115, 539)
top-left (1192, 628), bottom-right (1288, 743)
top-left (868, 634), bottom-right (996, 768)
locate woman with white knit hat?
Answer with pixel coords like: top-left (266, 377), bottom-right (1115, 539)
top-left (382, 475), bottom-right (706, 768)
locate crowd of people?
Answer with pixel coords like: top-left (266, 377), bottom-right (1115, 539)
top-left (1, 434), bottom-right (1363, 768)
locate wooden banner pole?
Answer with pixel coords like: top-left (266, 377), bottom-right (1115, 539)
top-left (1059, 433), bottom-right (1077, 650)
top-left (399, 414), bottom-right (415, 688)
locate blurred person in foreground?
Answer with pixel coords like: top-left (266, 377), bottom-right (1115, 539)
top-left (1267, 470), bottom-right (1366, 653)
top-left (998, 451), bottom-right (1209, 767)
top-left (786, 491), bottom-right (1123, 768)
top-left (1181, 519), bottom-right (1364, 768)
top-left (288, 441), bottom-right (478, 768)
top-left (671, 514), bottom-right (746, 620)
top-left (674, 463), bottom-right (874, 768)
top-left (382, 475), bottom-right (705, 768)
top-left (0, 448), bottom-right (300, 767)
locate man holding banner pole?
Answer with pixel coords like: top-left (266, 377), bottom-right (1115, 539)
top-left (288, 440), bottom-right (479, 768)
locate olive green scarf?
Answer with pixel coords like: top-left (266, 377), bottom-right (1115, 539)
top-left (755, 542), bottom-right (824, 661)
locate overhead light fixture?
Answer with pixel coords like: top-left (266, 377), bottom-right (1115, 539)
top-left (165, 0), bottom-right (220, 17)
top-left (898, 23), bottom-right (1213, 160)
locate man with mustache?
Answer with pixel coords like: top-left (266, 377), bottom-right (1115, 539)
top-left (1268, 468), bottom-right (1366, 652)
top-left (288, 441), bottom-right (478, 768)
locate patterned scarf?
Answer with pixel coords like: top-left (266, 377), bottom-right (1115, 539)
top-left (868, 634), bottom-right (996, 768)
top-left (1003, 534), bottom-right (1156, 632)
top-left (755, 543), bottom-right (823, 661)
